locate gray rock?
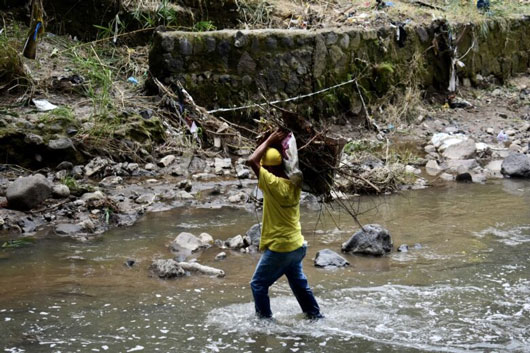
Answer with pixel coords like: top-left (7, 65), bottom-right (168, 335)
top-left (135, 194), bottom-right (156, 204)
top-left (501, 153), bottom-right (530, 177)
top-left (445, 159), bottom-right (479, 173)
top-left (24, 133), bottom-right (44, 145)
top-left (55, 170), bottom-right (68, 180)
top-left (100, 176), bottom-right (123, 187)
top-left (442, 139), bottom-right (476, 160)
top-left (72, 165), bottom-right (84, 178)
top-left (56, 161), bottom-right (74, 171)
top-left (52, 184), bottom-right (70, 198)
top-left (341, 224), bottom-right (393, 256)
top-left (158, 154), bottom-right (176, 168)
top-left (55, 223), bottom-right (83, 236)
top-left (171, 232), bottom-right (211, 254)
top-left (81, 191), bottom-right (105, 202)
top-left (199, 232), bottom-right (214, 245)
top-left (485, 160), bottom-right (503, 178)
top-left (150, 259), bottom-right (186, 279)
top-left (314, 249), bottom-right (349, 268)
top-left (6, 174), bottom-right (52, 210)
top-left (48, 137), bottom-right (74, 150)
top-left (225, 234), bottom-right (245, 249)
top-left (236, 166), bottom-right (250, 179)
top-left (440, 172), bottom-right (454, 181)
top-left (214, 158), bottom-right (232, 174)
top-left (85, 157), bottom-right (110, 178)
top-left (425, 160), bottom-right (443, 176)
top-left (246, 223), bottom-right (261, 246)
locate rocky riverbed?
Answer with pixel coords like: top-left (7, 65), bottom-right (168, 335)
top-left (1, 73), bottom-right (530, 242)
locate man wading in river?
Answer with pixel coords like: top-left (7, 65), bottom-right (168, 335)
top-left (246, 130), bottom-right (323, 320)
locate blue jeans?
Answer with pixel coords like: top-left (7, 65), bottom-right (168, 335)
top-left (250, 245), bottom-right (322, 319)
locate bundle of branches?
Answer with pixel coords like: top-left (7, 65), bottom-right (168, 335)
top-left (153, 78), bottom-right (253, 153)
top-left (335, 163), bottom-right (410, 194)
top-left (256, 106), bottom-right (345, 198)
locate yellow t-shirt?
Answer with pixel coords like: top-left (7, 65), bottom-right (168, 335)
top-left (258, 167), bottom-right (304, 252)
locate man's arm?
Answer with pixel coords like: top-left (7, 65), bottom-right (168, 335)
top-left (246, 130), bottom-right (286, 177)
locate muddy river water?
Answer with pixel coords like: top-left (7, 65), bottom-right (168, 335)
top-left (1, 180), bottom-right (529, 353)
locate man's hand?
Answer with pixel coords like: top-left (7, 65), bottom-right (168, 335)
top-left (267, 130), bottom-right (287, 146)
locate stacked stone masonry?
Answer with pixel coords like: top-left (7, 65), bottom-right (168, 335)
top-left (149, 18), bottom-right (530, 117)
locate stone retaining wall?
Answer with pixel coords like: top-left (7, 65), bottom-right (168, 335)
top-left (149, 18), bottom-right (530, 118)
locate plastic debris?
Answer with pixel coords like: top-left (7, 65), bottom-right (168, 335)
top-left (127, 76), bottom-right (139, 85)
top-left (32, 99), bottom-right (58, 111)
top-left (496, 130), bottom-right (508, 143)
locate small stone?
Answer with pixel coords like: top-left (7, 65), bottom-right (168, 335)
top-left (314, 249), bottom-right (349, 268)
top-left (424, 145), bottom-right (436, 153)
top-left (214, 158), bottom-right (232, 174)
top-left (78, 219), bottom-right (95, 232)
top-left (135, 194), bottom-right (156, 204)
top-left (99, 176), bottom-right (123, 187)
top-left (440, 173), bottom-right (454, 181)
top-left (158, 155), bottom-right (176, 168)
top-left (486, 127), bottom-right (495, 135)
top-left (55, 223), bottom-right (83, 236)
top-left (52, 184), bottom-right (70, 198)
top-left (145, 163), bottom-right (156, 171)
top-left (127, 163), bottom-right (139, 172)
top-left (225, 235), bottom-right (245, 249)
top-left (48, 137), bottom-right (74, 150)
top-left (125, 259), bottom-right (136, 268)
top-left (215, 252), bottom-right (227, 260)
top-left (56, 161), bottom-right (74, 171)
top-left (24, 133), bottom-right (44, 145)
top-left (505, 129), bottom-right (517, 136)
top-left (455, 173), bottom-right (472, 183)
top-left (199, 232), bottom-right (213, 244)
top-left (397, 244), bottom-right (409, 252)
top-left (85, 157), bottom-right (110, 178)
top-left (228, 193), bottom-right (245, 203)
top-left (425, 160), bottom-right (443, 176)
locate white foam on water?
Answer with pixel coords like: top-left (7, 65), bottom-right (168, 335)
top-left (474, 224), bottom-right (530, 246)
top-left (206, 283), bottom-right (530, 352)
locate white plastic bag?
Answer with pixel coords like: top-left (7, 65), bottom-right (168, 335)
top-left (281, 132), bottom-right (303, 187)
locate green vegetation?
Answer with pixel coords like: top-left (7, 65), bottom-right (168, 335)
top-left (131, 0), bottom-right (180, 28)
top-left (193, 21), bottom-right (217, 32)
top-left (0, 24), bottom-right (31, 93)
top-left (68, 46), bottom-right (114, 114)
top-left (1, 237), bottom-right (35, 249)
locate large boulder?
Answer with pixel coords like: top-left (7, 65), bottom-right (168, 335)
top-left (501, 153), bottom-right (530, 178)
top-left (341, 224), bottom-right (393, 256)
top-left (6, 174), bottom-right (52, 210)
top-left (150, 259), bottom-right (186, 279)
top-left (314, 249), bottom-right (349, 268)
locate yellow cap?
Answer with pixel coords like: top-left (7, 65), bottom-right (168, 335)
top-left (261, 148), bottom-right (282, 166)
